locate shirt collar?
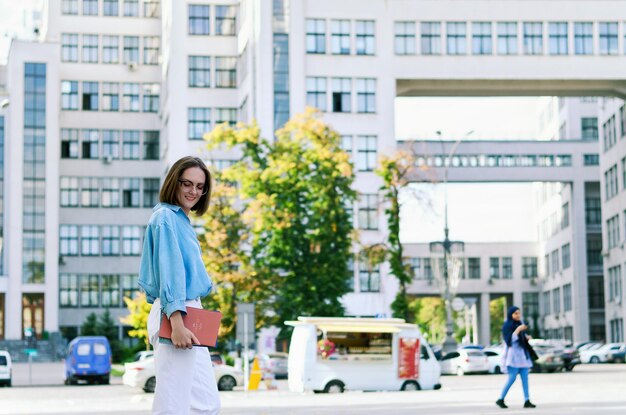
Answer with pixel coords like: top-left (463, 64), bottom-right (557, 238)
top-left (155, 202), bottom-right (190, 223)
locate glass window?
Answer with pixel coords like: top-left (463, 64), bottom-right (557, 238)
top-left (215, 5), bottom-right (237, 35)
top-left (142, 83), bottom-right (159, 113)
top-left (574, 22), bottom-right (593, 55)
top-left (421, 22), bottom-right (441, 55)
top-left (189, 4), bottom-right (210, 35)
top-left (82, 34), bottom-right (99, 63)
top-left (306, 19), bottom-right (326, 54)
top-left (523, 22), bottom-right (543, 55)
top-left (102, 225), bottom-right (120, 255)
top-left (549, 22), bottom-right (568, 55)
top-left (355, 20), bottom-right (375, 55)
top-left (188, 108), bottom-right (211, 140)
top-left (62, 81), bottom-right (79, 110)
top-left (215, 108), bottom-right (237, 127)
top-left (215, 57), bottom-right (237, 88)
top-left (143, 131), bottom-right (159, 160)
top-left (472, 22), bottom-right (492, 55)
top-left (447, 22), bottom-right (467, 55)
top-left (143, 0), bottom-right (159, 17)
top-left (81, 81), bottom-right (99, 111)
top-left (60, 177), bottom-right (79, 207)
top-left (143, 178), bottom-right (160, 208)
top-left (553, 288), bottom-right (561, 314)
top-left (468, 257), bottom-right (480, 279)
top-left (522, 257), bottom-right (538, 279)
top-left (122, 83), bottom-right (140, 112)
top-left (489, 257), bottom-right (500, 279)
top-left (585, 197), bottom-right (601, 225)
top-left (394, 21), bottom-right (415, 55)
top-left (542, 291), bottom-right (551, 315)
top-left (358, 194), bottom-right (378, 230)
top-left (122, 178), bottom-right (140, 208)
top-left (123, 0), bottom-right (138, 16)
top-left (62, 0), bottom-right (79, 15)
top-left (123, 36), bottom-right (139, 64)
top-left (359, 258), bottom-right (380, 292)
top-left (563, 283), bottom-right (572, 311)
top-left (101, 274), bottom-right (120, 307)
top-left (81, 225), bottom-right (100, 255)
top-left (357, 135), bottom-right (377, 172)
top-left (502, 257), bottom-right (512, 279)
top-left (603, 115), bottom-right (617, 151)
top-left (101, 130), bottom-right (119, 159)
top-left (583, 154), bottom-right (599, 166)
top-left (581, 117), bottom-right (598, 140)
top-left (331, 20), bottom-right (351, 55)
top-left (332, 78), bottom-right (351, 113)
top-left (61, 129), bottom-right (79, 159)
top-left (101, 178), bottom-right (120, 207)
top-left (189, 56), bottom-right (211, 87)
top-left (62, 33), bottom-right (79, 62)
top-left (551, 249), bottom-right (560, 273)
top-left (121, 274), bottom-right (139, 300)
top-left (83, 0), bottom-right (98, 15)
top-left (306, 77), bottom-right (327, 111)
top-left (356, 78), bottom-right (376, 113)
top-left (122, 226), bottom-right (141, 255)
top-left (599, 22), bottom-right (618, 55)
top-left (562, 243), bottom-right (571, 269)
top-left (59, 274), bottom-right (79, 307)
top-left (80, 274), bottom-right (100, 307)
top-left (561, 202), bottom-right (569, 229)
top-left (102, 82), bottom-right (119, 111)
top-left (103, 0), bottom-right (119, 16)
top-left (143, 36), bottom-right (159, 65)
top-left (122, 130), bottom-right (140, 159)
top-left (60, 225), bottom-right (79, 256)
top-left (497, 22), bottom-right (517, 55)
top-left (80, 177), bottom-right (100, 207)
top-left (102, 35), bottom-right (119, 63)
top-left (81, 129), bottom-right (99, 159)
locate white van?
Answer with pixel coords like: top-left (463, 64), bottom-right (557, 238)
top-left (286, 317), bottom-right (441, 393)
top-left (0, 350), bottom-right (12, 387)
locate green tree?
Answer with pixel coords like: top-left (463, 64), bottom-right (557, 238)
top-left (490, 297), bottom-right (507, 344)
top-left (205, 108), bottom-right (356, 329)
top-left (409, 297), bottom-right (447, 344)
top-left (80, 313), bottom-right (99, 336)
top-left (98, 309), bottom-right (125, 362)
top-left (120, 292), bottom-right (152, 350)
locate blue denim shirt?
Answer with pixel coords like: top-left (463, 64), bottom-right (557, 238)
top-left (139, 203), bottom-right (212, 318)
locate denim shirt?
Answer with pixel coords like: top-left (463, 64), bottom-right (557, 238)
top-left (503, 333), bottom-right (533, 369)
top-left (139, 203), bottom-right (212, 318)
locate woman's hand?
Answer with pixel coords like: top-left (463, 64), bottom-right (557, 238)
top-left (169, 311), bottom-right (200, 349)
top-left (515, 324), bottom-right (528, 335)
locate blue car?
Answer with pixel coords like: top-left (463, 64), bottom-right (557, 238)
top-left (65, 336), bottom-right (112, 385)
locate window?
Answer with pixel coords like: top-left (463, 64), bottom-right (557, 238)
top-left (588, 275), bottom-right (605, 309)
top-left (306, 77), bottom-right (327, 111)
top-left (357, 135), bottom-right (377, 172)
top-left (331, 20), bottom-right (350, 54)
top-left (123, 36), bottom-right (139, 64)
top-left (62, 0), bottom-right (78, 15)
top-left (358, 194), bottom-right (378, 230)
top-left (188, 108), bottom-right (211, 140)
top-left (355, 20), bottom-right (375, 55)
top-left (82, 34), bottom-right (99, 63)
top-left (143, 0), bottom-right (159, 17)
top-left (341, 135), bottom-right (353, 156)
top-left (61, 177), bottom-right (79, 207)
top-left (102, 35), bottom-right (119, 63)
top-left (332, 78), bottom-right (351, 113)
top-left (562, 243), bottom-right (571, 269)
top-left (143, 36), bottom-right (159, 65)
top-left (489, 257), bottom-right (500, 279)
top-left (549, 22), bottom-right (568, 55)
top-left (101, 178), bottom-right (120, 207)
top-left (581, 117), bottom-right (598, 140)
top-left (81, 129), bottom-right (99, 159)
top-left (502, 257), bottom-right (512, 279)
top-left (347, 257), bottom-right (355, 291)
top-left (394, 22), bottom-right (415, 55)
top-left (553, 288), bottom-right (561, 314)
top-left (215, 108), bottom-right (237, 127)
top-left (610, 319), bottom-right (624, 342)
top-left (80, 178), bottom-right (100, 207)
top-left (101, 274), bottom-right (120, 307)
top-left (607, 214), bottom-right (621, 249)
top-left (623, 157), bottom-right (626, 190)
top-left (81, 82), bottom-right (99, 111)
top-left (523, 22), bottom-right (543, 55)
top-left (122, 226), bottom-right (141, 255)
top-left (585, 197), bottom-right (601, 225)
top-left (468, 257), bottom-right (480, 279)
top-left (123, 0), bottom-right (138, 16)
top-left (81, 225), bottom-right (100, 255)
top-left (215, 5), bottom-right (237, 35)
top-left (122, 274), bottom-right (139, 300)
top-left (604, 164), bottom-right (618, 200)
top-left (583, 154), bottom-right (599, 166)
top-left (142, 83), bottom-right (159, 112)
top-left (80, 275), bottom-right (100, 307)
top-left (574, 22), bottom-right (593, 55)
top-left (497, 22), bottom-right (517, 55)
top-left (215, 57), bottom-right (236, 88)
top-left (122, 178), bottom-right (140, 207)
top-left (522, 257), bottom-right (538, 279)
top-left (60, 274), bottom-right (79, 307)
top-left (359, 258), bottom-right (380, 292)
top-left (122, 83), bottom-right (139, 112)
top-left (599, 22), bottom-right (618, 55)
top-left (561, 202), bottom-right (569, 229)
top-left (189, 5), bottom-right (210, 35)
top-left (356, 78), bottom-right (376, 113)
top-left (542, 291), bottom-right (551, 315)
top-left (620, 105), bottom-right (626, 138)
top-left (83, 0), bottom-right (98, 15)
top-left (447, 22), bottom-right (467, 55)
top-left (122, 130), bottom-right (140, 159)
top-left (603, 115), bottom-right (617, 151)
top-left (472, 22), bottom-right (492, 55)
top-left (101, 130), bottom-right (119, 159)
top-left (563, 283), bottom-right (572, 311)
top-left (102, 82), bottom-right (119, 111)
top-left (143, 131), bottom-right (159, 160)
top-left (587, 236), bottom-right (603, 267)
top-left (62, 34), bottom-right (79, 62)
top-left (188, 56), bottom-right (211, 87)
top-left (306, 19), bottom-right (326, 54)
top-left (61, 81), bottom-right (78, 110)
top-left (61, 129), bottom-right (79, 159)
top-left (104, 0), bottom-right (118, 16)
top-left (60, 225), bottom-right (79, 256)
top-left (550, 249), bottom-right (560, 274)
top-left (143, 178), bottom-right (160, 207)
top-left (102, 225), bottom-right (120, 255)
top-left (522, 292), bottom-right (539, 322)
top-left (421, 22), bottom-right (441, 55)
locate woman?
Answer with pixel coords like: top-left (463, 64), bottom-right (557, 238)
top-left (496, 306), bottom-right (536, 409)
top-left (139, 156), bottom-right (220, 415)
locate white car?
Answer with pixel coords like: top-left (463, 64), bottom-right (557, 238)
top-left (484, 348), bottom-right (504, 374)
top-left (0, 350), bottom-right (12, 387)
top-left (123, 355), bottom-right (244, 392)
top-left (580, 343), bottom-right (624, 364)
top-left (440, 349), bottom-right (489, 376)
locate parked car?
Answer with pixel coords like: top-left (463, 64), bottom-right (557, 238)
top-left (132, 351), bottom-right (154, 362)
top-left (560, 344), bottom-right (581, 371)
top-left (259, 352), bottom-right (288, 379)
top-left (64, 336), bottom-right (112, 385)
top-left (607, 344), bottom-right (626, 363)
top-left (580, 343), bottom-right (624, 364)
top-left (531, 344), bottom-right (564, 373)
top-left (483, 348), bottom-right (504, 374)
top-left (440, 349), bottom-right (489, 376)
top-left (0, 350), bottom-right (12, 387)
top-left (123, 355), bottom-right (244, 392)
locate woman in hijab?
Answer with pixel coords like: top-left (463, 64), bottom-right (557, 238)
top-left (496, 306), bottom-right (536, 409)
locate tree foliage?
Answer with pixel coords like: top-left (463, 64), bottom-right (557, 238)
top-left (409, 297), bottom-right (447, 344)
top-left (204, 109), bottom-right (356, 330)
top-left (120, 292), bottom-right (152, 351)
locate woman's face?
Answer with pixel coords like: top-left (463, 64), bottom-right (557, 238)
top-left (512, 309), bottom-right (521, 321)
top-left (176, 167), bottom-right (206, 215)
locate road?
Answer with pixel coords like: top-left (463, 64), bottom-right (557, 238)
top-left (2, 364), bottom-right (625, 414)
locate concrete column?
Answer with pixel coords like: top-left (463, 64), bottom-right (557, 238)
top-left (479, 293), bottom-right (491, 346)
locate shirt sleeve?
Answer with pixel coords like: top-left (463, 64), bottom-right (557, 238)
top-left (153, 221), bottom-right (187, 318)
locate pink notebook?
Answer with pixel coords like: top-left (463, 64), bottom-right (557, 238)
top-left (159, 307), bottom-right (222, 347)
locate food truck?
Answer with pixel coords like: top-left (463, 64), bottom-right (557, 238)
top-left (286, 317), bottom-right (441, 393)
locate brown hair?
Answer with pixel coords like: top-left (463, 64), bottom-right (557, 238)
top-left (159, 156), bottom-right (212, 216)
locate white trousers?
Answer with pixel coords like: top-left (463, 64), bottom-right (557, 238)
top-left (148, 299), bottom-right (221, 415)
